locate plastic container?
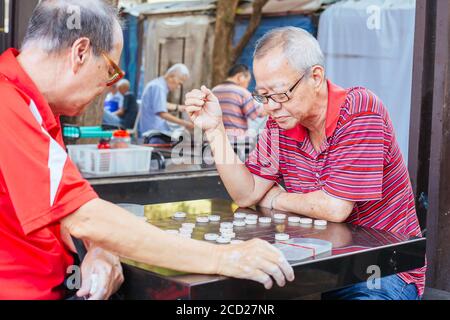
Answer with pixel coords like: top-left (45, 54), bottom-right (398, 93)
top-left (67, 144), bottom-right (153, 175)
top-left (273, 238), bottom-right (332, 262)
top-left (111, 130), bottom-right (131, 149)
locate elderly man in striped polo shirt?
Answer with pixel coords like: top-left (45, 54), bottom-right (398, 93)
top-left (185, 26), bottom-right (425, 300)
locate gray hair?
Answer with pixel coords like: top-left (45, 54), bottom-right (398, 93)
top-left (165, 63), bottom-right (190, 79)
top-left (254, 27), bottom-right (325, 72)
top-left (117, 79), bottom-right (130, 88)
top-left (22, 0), bottom-right (120, 56)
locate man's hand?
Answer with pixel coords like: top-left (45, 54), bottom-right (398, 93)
top-left (185, 86), bottom-right (223, 132)
top-left (258, 185), bottom-right (286, 209)
top-left (216, 238), bottom-right (295, 289)
top-left (77, 247), bottom-right (124, 300)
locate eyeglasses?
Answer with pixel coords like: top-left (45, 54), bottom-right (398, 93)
top-left (252, 72), bottom-right (307, 104)
top-left (102, 52), bottom-right (125, 87)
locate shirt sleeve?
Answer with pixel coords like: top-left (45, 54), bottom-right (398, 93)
top-left (146, 85), bottom-right (168, 115)
top-left (321, 112), bottom-right (387, 202)
top-left (0, 88), bottom-right (98, 235)
top-left (242, 92), bottom-right (259, 120)
top-left (245, 121), bottom-right (282, 182)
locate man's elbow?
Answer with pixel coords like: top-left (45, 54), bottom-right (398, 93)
top-left (61, 200), bottom-right (98, 240)
top-left (325, 203), bottom-right (353, 223)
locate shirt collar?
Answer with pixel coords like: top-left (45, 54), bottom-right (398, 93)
top-left (282, 79), bottom-right (348, 142)
top-left (0, 48), bottom-right (59, 131)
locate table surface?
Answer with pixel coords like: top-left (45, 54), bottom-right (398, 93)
top-left (122, 199), bottom-right (424, 288)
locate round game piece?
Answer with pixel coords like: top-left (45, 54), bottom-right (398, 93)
top-left (220, 227), bottom-right (234, 234)
top-left (300, 218), bottom-right (313, 225)
top-left (173, 212), bottom-right (187, 219)
top-left (220, 222), bottom-right (234, 229)
top-left (233, 220), bottom-right (246, 227)
top-left (314, 220), bottom-right (328, 226)
top-left (233, 212), bottom-right (247, 219)
top-left (204, 233), bottom-right (219, 241)
top-left (216, 236), bottom-right (231, 244)
top-left (196, 216), bottom-right (209, 223)
top-left (165, 229), bottom-right (179, 235)
top-left (209, 215), bottom-right (221, 222)
top-left (179, 227), bottom-right (193, 234)
top-left (259, 217), bottom-right (272, 224)
top-left (221, 232), bottom-right (236, 239)
top-left (182, 223), bottom-right (195, 229)
top-left (288, 216), bottom-right (301, 223)
top-left (245, 218), bottom-right (257, 225)
top-left (246, 214), bottom-right (258, 220)
top-left (274, 213), bottom-right (287, 220)
top-left (230, 240), bottom-right (244, 244)
top-left (275, 233), bottom-right (290, 241)
top-left (180, 233), bottom-right (191, 239)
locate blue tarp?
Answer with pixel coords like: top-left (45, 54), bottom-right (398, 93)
top-left (120, 14), bottom-right (140, 95)
top-left (233, 15), bottom-right (316, 92)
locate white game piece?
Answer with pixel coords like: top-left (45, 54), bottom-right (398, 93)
top-left (274, 213), bottom-right (287, 220)
top-left (173, 212), bottom-right (186, 219)
top-left (221, 232), bottom-right (236, 239)
top-left (275, 233), bottom-right (290, 241)
top-left (233, 220), bottom-right (246, 227)
top-left (259, 217), bottom-right (272, 224)
top-left (314, 220), bottom-right (328, 226)
top-left (182, 223), bottom-right (195, 229)
top-left (233, 212), bottom-right (247, 219)
top-left (220, 222), bottom-right (234, 229)
top-left (245, 218), bottom-right (257, 225)
top-left (165, 229), bottom-right (179, 235)
top-left (230, 240), bottom-right (244, 244)
top-left (204, 233), bottom-right (219, 241)
top-left (180, 233), bottom-right (191, 239)
top-left (196, 216), bottom-right (209, 223)
top-left (220, 227), bottom-right (234, 234)
top-left (209, 215), bottom-right (221, 222)
top-left (216, 236), bottom-right (231, 244)
top-left (246, 214), bottom-right (258, 220)
top-left (300, 218), bottom-right (313, 225)
top-left (288, 216), bottom-right (301, 223)
top-left (179, 227), bottom-right (193, 234)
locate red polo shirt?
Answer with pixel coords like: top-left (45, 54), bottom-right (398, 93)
top-left (0, 49), bottom-right (99, 299)
top-left (246, 80), bottom-right (426, 296)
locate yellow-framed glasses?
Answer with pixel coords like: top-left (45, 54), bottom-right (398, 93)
top-left (102, 51), bottom-right (125, 87)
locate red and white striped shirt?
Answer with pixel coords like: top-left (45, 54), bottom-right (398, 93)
top-left (246, 80), bottom-right (426, 296)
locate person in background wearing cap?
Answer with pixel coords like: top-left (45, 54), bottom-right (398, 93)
top-left (0, 0), bottom-right (294, 300)
top-left (185, 27), bottom-right (425, 300)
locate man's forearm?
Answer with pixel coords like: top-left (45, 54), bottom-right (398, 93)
top-left (273, 190), bottom-right (353, 223)
top-left (159, 112), bottom-right (192, 129)
top-left (62, 199), bottom-right (220, 275)
top-left (206, 125), bottom-right (265, 207)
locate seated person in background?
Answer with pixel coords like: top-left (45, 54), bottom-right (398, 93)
top-left (138, 64), bottom-right (194, 143)
top-left (104, 83), bottom-right (123, 113)
top-left (102, 79), bottom-right (137, 129)
top-left (212, 64), bottom-right (264, 137)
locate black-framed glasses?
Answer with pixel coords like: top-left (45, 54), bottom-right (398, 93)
top-left (252, 72), bottom-right (307, 104)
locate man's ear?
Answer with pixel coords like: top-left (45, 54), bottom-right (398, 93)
top-left (311, 65), bottom-right (325, 92)
top-left (71, 37), bottom-right (91, 74)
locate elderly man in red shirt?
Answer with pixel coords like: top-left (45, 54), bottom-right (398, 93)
top-left (0, 0), bottom-right (294, 300)
top-left (185, 26), bottom-right (425, 300)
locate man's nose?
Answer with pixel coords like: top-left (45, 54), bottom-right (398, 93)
top-left (266, 98), bottom-right (281, 112)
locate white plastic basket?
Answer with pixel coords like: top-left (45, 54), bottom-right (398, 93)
top-left (67, 144), bottom-right (153, 175)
